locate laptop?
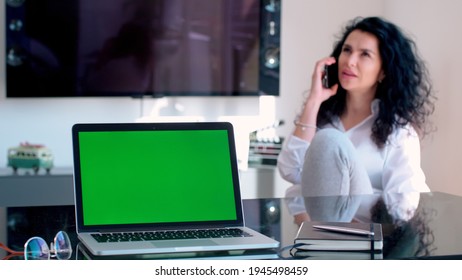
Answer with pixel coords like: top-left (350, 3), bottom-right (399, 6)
top-left (72, 122), bottom-right (279, 256)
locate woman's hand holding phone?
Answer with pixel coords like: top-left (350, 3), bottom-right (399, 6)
top-left (294, 57), bottom-right (338, 141)
top-left (307, 57), bottom-right (338, 107)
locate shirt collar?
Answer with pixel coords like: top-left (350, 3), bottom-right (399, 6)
top-left (331, 99), bottom-right (380, 131)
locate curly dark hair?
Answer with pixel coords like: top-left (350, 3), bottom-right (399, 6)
top-left (317, 17), bottom-right (435, 147)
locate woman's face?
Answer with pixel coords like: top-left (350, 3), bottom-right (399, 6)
top-left (338, 30), bottom-right (384, 96)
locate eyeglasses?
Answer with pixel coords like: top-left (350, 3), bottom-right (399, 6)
top-left (0, 231), bottom-right (72, 260)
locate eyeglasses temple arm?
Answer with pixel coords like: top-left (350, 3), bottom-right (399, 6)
top-left (0, 242), bottom-right (24, 255)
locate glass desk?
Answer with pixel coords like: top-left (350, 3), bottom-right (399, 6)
top-left (1, 192), bottom-right (462, 260)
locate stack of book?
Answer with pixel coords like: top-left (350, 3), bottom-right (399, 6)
top-left (248, 120), bottom-right (284, 166)
top-left (293, 221), bottom-right (383, 260)
top-left (248, 139), bottom-right (283, 166)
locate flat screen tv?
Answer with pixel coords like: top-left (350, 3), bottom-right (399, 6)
top-left (5, 0), bottom-right (281, 97)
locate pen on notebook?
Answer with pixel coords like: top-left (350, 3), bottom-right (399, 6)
top-left (312, 225), bottom-right (375, 236)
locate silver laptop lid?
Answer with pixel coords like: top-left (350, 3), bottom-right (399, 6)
top-left (72, 122), bottom-right (244, 233)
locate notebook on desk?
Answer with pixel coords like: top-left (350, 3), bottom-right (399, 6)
top-left (294, 221), bottom-right (383, 251)
top-left (71, 122), bottom-right (279, 256)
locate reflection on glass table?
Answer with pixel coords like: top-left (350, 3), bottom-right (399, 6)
top-left (1, 192), bottom-right (462, 260)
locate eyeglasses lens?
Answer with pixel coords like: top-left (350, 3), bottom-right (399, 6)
top-left (24, 237), bottom-right (50, 260)
top-left (54, 231), bottom-right (72, 260)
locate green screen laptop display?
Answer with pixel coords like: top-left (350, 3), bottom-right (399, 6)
top-left (74, 124), bottom-right (239, 228)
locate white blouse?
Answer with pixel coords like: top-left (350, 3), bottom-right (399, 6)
top-left (277, 99), bottom-right (430, 195)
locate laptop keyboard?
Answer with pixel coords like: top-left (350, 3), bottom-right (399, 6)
top-left (91, 228), bottom-right (253, 243)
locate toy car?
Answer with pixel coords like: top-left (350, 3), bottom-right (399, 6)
top-left (7, 142), bottom-right (54, 174)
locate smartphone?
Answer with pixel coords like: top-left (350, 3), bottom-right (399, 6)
top-left (322, 64), bottom-right (337, 88)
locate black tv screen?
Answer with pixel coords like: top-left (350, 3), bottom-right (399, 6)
top-left (5, 0), bottom-right (281, 97)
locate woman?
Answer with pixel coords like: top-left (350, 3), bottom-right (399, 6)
top-left (277, 17), bottom-right (435, 223)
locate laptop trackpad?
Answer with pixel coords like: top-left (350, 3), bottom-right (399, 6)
top-left (152, 239), bottom-right (218, 248)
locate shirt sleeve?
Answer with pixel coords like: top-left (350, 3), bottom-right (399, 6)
top-left (284, 184), bottom-right (308, 215)
top-left (382, 126), bottom-right (430, 193)
top-left (277, 134), bottom-right (310, 184)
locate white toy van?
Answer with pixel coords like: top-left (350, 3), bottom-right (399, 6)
top-left (7, 143), bottom-right (54, 174)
